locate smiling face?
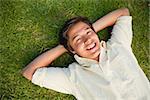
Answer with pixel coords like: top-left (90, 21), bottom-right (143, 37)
top-left (67, 22), bottom-right (101, 61)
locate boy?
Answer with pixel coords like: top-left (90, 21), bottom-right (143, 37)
top-left (22, 8), bottom-right (150, 100)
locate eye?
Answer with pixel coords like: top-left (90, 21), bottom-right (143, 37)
top-left (87, 31), bottom-right (92, 35)
top-left (76, 38), bottom-right (81, 42)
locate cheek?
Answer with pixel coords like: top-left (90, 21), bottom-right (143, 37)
top-left (93, 34), bottom-right (99, 39)
top-left (73, 43), bottom-right (85, 53)
top-left (93, 35), bottom-right (100, 43)
top-left (76, 43), bottom-right (84, 50)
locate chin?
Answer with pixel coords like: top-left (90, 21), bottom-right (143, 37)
top-left (85, 49), bottom-right (100, 60)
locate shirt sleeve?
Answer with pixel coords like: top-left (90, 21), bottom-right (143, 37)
top-left (108, 16), bottom-right (133, 48)
top-left (31, 67), bottom-right (74, 94)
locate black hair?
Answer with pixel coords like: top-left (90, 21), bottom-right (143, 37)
top-left (59, 16), bottom-right (95, 54)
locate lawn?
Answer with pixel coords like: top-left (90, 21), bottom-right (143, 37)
top-left (0, 0), bottom-right (149, 99)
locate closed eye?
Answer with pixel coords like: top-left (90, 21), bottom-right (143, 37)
top-left (76, 38), bottom-right (81, 42)
top-left (87, 31), bottom-right (92, 35)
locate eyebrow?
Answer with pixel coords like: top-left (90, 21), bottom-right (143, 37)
top-left (72, 27), bottom-right (90, 40)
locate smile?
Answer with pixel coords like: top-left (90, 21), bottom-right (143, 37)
top-left (86, 43), bottom-right (96, 51)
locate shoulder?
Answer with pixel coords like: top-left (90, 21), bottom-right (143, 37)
top-left (116, 15), bottom-right (132, 23)
top-left (68, 62), bottom-right (81, 69)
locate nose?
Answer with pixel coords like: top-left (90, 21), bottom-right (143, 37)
top-left (84, 37), bottom-right (92, 45)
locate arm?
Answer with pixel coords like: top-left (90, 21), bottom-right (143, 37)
top-left (92, 7), bottom-right (130, 33)
top-left (21, 45), bottom-right (67, 80)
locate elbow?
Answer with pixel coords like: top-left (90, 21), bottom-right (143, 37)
top-left (21, 70), bottom-right (27, 79)
top-left (121, 7), bottom-right (130, 16)
top-left (21, 67), bottom-right (32, 81)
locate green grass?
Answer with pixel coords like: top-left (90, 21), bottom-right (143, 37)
top-left (0, 0), bottom-right (149, 99)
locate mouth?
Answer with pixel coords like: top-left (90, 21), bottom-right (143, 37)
top-left (86, 43), bottom-right (97, 52)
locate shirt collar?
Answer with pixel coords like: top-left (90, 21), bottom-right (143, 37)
top-left (74, 41), bottom-right (107, 67)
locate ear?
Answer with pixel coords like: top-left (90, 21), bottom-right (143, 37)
top-left (69, 46), bottom-right (76, 54)
top-left (71, 50), bottom-right (76, 54)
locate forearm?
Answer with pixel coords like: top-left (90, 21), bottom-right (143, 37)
top-left (21, 45), bottom-right (67, 80)
top-left (92, 7), bottom-right (130, 33)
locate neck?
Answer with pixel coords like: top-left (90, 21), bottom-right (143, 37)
top-left (92, 55), bottom-right (100, 62)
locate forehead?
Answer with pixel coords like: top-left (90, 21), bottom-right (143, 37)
top-left (67, 22), bottom-right (91, 38)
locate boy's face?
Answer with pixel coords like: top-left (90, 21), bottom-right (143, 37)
top-left (67, 22), bottom-right (100, 61)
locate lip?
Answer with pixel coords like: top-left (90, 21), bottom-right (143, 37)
top-left (86, 42), bottom-right (97, 53)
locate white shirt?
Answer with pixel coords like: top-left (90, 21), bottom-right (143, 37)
top-left (32, 16), bottom-right (150, 100)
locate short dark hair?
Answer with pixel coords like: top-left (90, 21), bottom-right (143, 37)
top-left (59, 16), bottom-right (95, 53)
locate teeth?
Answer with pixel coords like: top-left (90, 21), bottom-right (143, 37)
top-left (87, 43), bottom-right (95, 50)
